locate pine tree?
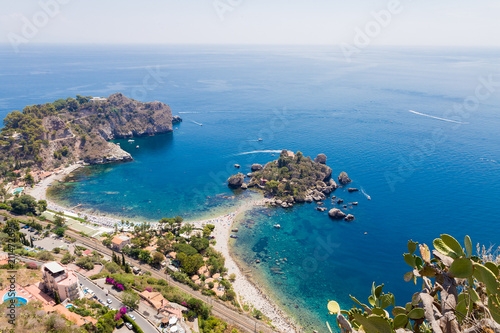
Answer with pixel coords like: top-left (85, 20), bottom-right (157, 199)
top-left (121, 253), bottom-right (125, 267)
top-left (53, 290), bottom-right (61, 304)
top-left (30, 236), bottom-right (34, 248)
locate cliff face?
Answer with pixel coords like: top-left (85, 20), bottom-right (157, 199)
top-left (79, 93), bottom-right (176, 140)
top-left (0, 93), bottom-right (180, 170)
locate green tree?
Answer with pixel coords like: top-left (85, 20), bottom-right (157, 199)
top-left (121, 291), bottom-right (140, 310)
top-left (53, 212), bottom-right (65, 227)
top-left (138, 249), bottom-right (151, 263)
top-left (53, 290), bottom-right (61, 304)
top-left (3, 219), bottom-right (19, 236)
top-left (265, 180), bottom-right (280, 195)
top-left (24, 173), bottom-right (34, 184)
top-left (177, 253), bottom-right (204, 276)
top-left (190, 237), bottom-right (210, 252)
top-left (76, 256), bottom-right (94, 270)
top-left (60, 253), bottom-right (75, 264)
top-left (37, 199), bottom-right (47, 212)
top-left (37, 251), bottom-right (54, 261)
top-left (54, 227), bottom-right (65, 237)
top-left (10, 195), bottom-right (38, 215)
top-left (152, 252), bottom-right (165, 266)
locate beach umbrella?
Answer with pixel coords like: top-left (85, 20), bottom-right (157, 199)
top-left (169, 326), bottom-right (178, 332)
top-left (169, 317), bottom-right (177, 325)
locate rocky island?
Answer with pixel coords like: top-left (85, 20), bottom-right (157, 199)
top-left (228, 150), bottom-right (355, 218)
top-left (0, 93), bottom-right (181, 170)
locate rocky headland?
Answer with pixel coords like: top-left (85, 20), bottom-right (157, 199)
top-left (0, 93), bottom-right (181, 170)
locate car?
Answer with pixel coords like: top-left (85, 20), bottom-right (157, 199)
top-left (128, 314), bottom-right (135, 320)
top-left (125, 322), bottom-right (133, 330)
top-left (106, 299), bottom-right (112, 304)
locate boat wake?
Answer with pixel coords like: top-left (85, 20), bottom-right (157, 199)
top-left (234, 150), bottom-right (282, 156)
top-left (409, 110), bottom-right (468, 124)
top-left (360, 187), bottom-right (371, 200)
top-left (191, 120), bottom-right (203, 126)
top-left (179, 112), bottom-right (200, 114)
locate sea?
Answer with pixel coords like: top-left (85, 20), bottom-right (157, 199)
top-left (1, 44), bottom-right (499, 332)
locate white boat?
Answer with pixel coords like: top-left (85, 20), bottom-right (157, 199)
top-left (128, 139), bottom-right (135, 143)
top-left (136, 145), bottom-right (139, 149)
top-left (273, 224), bottom-right (281, 229)
top-left (258, 138), bottom-right (263, 141)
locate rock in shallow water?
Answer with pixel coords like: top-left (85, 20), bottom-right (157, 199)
top-left (328, 208), bottom-right (347, 219)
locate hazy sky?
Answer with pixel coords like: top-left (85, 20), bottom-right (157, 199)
top-left (1, 0), bottom-right (499, 47)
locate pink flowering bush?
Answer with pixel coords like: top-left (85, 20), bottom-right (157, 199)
top-left (105, 277), bottom-right (125, 291)
top-left (119, 307), bottom-right (127, 315)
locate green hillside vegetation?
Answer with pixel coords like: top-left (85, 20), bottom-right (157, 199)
top-left (249, 149), bottom-right (332, 201)
top-left (0, 93), bottom-right (179, 174)
top-left (327, 234), bottom-right (500, 333)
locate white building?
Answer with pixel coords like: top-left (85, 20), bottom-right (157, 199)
top-left (41, 262), bottom-right (83, 301)
top-left (90, 97), bottom-right (107, 103)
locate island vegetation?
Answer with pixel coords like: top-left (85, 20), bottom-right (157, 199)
top-left (228, 149), bottom-right (351, 209)
top-left (0, 93), bottom-right (181, 175)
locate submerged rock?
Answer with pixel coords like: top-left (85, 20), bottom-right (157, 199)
top-left (234, 164), bottom-right (241, 168)
top-left (347, 188), bottom-right (359, 192)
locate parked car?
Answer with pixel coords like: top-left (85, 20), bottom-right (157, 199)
top-left (106, 299), bottom-right (112, 304)
top-left (125, 322), bottom-right (133, 330)
top-left (128, 314), bottom-right (135, 320)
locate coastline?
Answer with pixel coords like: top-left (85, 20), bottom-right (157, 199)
top-left (187, 199), bottom-right (300, 333)
top-left (26, 163), bottom-right (300, 332)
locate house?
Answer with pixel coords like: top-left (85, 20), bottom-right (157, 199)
top-left (111, 234), bottom-right (131, 251)
top-left (41, 262), bottom-right (83, 301)
top-left (45, 304), bottom-right (97, 326)
top-left (90, 97), bottom-right (107, 103)
top-left (139, 290), bottom-right (169, 310)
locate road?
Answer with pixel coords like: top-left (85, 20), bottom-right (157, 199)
top-left (67, 231), bottom-right (275, 333)
top-left (14, 215), bottom-right (277, 333)
top-left (77, 273), bottom-right (158, 333)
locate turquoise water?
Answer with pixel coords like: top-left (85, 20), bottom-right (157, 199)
top-left (2, 293), bottom-right (28, 306)
top-left (1, 45), bottom-right (500, 331)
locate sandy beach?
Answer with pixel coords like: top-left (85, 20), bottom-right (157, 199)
top-left (187, 199), bottom-right (299, 333)
top-left (26, 164), bottom-right (299, 332)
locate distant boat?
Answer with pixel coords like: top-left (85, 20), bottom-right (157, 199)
top-left (231, 228), bottom-right (239, 232)
top-left (192, 120), bottom-right (203, 126)
top-left (230, 235), bottom-right (238, 238)
top-left (273, 224), bottom-right (281, 229)
top-left (128, 139), bottom-right (135, 143)
top-left (136, 145), bottom-right (139, 149)
top-left (367, 196), bottom-right (371, 200)
top-left (258, 138), bottom-right (263, 141)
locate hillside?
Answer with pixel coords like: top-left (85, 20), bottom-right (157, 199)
top-left (0, 93), bottom-right (181, 172)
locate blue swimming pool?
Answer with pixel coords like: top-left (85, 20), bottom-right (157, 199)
top-left (2, 293), bottom-right (28, 306)
top-left (65, 304), bottom-right (74, 308)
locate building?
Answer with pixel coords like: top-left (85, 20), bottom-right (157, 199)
top-left (90, 97), bottom-right (107, 103)
top-left (111, 234), bottom-right (131, 251)
top-left (41, 262), bottom-right (83, 301)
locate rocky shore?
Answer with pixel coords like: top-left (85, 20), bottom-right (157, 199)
top-left (227, 150), bottom-right (358, 221)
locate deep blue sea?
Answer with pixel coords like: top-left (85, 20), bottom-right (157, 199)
top-left (1, 44), bottom-right (499, 331)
